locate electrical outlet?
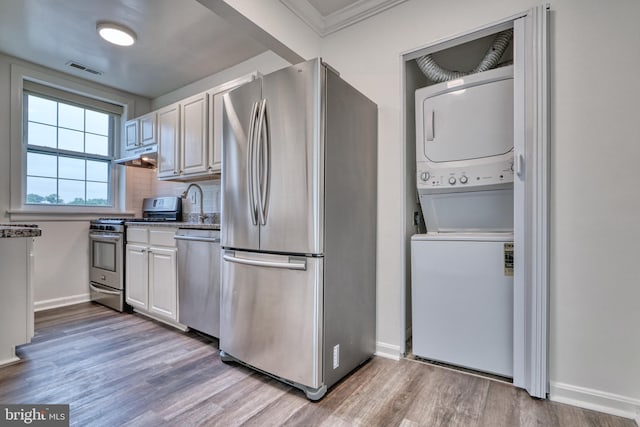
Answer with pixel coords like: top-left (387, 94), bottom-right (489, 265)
top-left (191, 192), bottom-right (196, 204)
top-left (332, 344), bottom-right (339, 369)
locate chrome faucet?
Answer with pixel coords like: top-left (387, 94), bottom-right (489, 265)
top-left (180, 183), bottom-right (205, 223)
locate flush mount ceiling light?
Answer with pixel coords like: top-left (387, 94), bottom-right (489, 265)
top-left (96, 21), bottom-right (136, 46)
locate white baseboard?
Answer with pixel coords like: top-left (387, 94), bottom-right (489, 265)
top-left (375, 341), bottom-right (401, 360)
top-left (34, 293), bottom-right (90, 312)
top-left (550, 381), bottom-right (640, 422)
top-left (0, 355), bottom-right (21, 368)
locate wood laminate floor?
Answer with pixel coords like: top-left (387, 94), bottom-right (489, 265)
top-left (0, 303), bottom-right (635, 427)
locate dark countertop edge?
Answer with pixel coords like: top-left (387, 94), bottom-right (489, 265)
top-left (0, 224), bottom-right (42, 238)
top-left (124, 221), bottom-right (220, 230)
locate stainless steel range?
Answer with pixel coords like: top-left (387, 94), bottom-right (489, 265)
top-left (89, 219), bottom-right (128, 312)
top-left (89, 197), bottom-right (182, 312)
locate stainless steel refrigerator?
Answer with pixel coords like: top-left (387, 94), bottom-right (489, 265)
top-left (220, 58), bottom-right (377, 400)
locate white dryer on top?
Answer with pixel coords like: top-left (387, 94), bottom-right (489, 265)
top-left (415, 65), bottom-right (514, 233)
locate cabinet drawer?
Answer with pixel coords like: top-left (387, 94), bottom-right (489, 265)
top-left (127, 227), bottom-right (148, 243)
top-left (149, 228), bottom-right (177, 247)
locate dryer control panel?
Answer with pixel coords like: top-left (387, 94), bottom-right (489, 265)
top-left (417, 157), bottom-right (514, 193)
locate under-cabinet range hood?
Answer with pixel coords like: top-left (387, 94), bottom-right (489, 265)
top-left (114, 145), bottom-right (157, 168)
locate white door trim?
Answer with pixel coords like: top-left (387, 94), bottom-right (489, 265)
top-left (513, 4), bottom-right (550, 398)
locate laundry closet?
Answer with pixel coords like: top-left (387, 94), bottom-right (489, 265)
top-left (402, 7), bottom-right (549, 398)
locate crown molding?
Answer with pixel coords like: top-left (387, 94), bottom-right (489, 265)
top-left (280, 0), bottom-right (408, 37)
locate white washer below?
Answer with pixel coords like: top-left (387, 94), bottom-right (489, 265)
top-left (411, 233), bottom-right (514, 378)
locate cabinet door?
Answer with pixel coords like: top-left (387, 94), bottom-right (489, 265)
top-left (125, 244), bottom-right (148, 310)
top-left (139, 112), bottom-right (157, 146)
top-left (148, 247), bottom-right (178, 320)
top-left (157, 104), bottom-right (180, 179)
top-left (180, 93), bottom-right (209, 176)
top-left (209, 74), bottom-right (256, 173)
top-left (124, 119), bottom-right (138, 150)
top-left (210, 91), bottom-right (224, 173)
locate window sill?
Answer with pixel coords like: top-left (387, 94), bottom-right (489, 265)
top-left (7, 209), bottom-right (136, 222)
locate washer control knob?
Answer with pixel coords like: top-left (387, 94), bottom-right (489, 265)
top-left (448, 177), bottom-right (456, 185)
top-left (460, 175), bottom-right (468, 184)
top-left (420, 171), bottom-right (430, 181)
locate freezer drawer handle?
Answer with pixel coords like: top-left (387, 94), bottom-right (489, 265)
top-left (174, 235), bottom-right (220, 243)
top-left (89, 283), bottom-right (121, 296)
top-left (223, 254), bottom-right (306, 271)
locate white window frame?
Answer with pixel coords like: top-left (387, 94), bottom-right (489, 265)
top-left (9, 64), bottom-right (135, 220)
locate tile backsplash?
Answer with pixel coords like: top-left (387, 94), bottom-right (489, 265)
top-left (125, 168), bottom-right (221, 219)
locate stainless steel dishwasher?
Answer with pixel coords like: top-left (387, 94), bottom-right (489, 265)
top-left (175, 228), bottom-right (221, 337)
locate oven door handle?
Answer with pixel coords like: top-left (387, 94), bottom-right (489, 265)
top-left (89, 233), bottom-right (122, 240)
top-left (89, 283), bottom-right (121, 296)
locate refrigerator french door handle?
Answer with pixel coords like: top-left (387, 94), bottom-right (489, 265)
top-left (247, 101), bottom-right (260, 226)
top-left (223, 253), bottom-right (307, 271)
top-left (256, 99), bottom-right (269, 225)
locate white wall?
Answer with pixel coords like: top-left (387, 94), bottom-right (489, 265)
top-left (0, 52), bottom-right (151, 310)
top-left (220, 0), bottom-right (321, 61)
top-left (314, 0), bottom-right (640, 417)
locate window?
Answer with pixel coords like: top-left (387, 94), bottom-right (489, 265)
top-left (22, 82), bottom-right (122, 207)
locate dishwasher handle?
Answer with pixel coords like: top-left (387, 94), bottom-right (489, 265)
top-left (174, 235), bottom-right (220, 243)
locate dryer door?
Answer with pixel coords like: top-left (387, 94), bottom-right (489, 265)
top-left (420, 72), bottom-right (514, 163)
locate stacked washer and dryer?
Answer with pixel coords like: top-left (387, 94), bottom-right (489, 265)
top-left (411, 63), bottom-right (515, 378)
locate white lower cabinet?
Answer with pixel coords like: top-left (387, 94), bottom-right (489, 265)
top-left (148, 247), bottom-right (177, 319)
top-left (126, 227), bottom-right (181, 326)
top-left (125, 243), bottom-right (149, 310)
top-left (0, 236), bottom-right (35, 366)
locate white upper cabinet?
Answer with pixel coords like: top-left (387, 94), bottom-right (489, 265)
top-left (138, 112), bottom-right (157, 146)
top-left (157, 103), bottom-right (180, 178)
top-left (180, 92), bottom-right (209, 177)
top-left (208, 73), bottom-right (256, 174)
top-left (124, 119), bottom-right (138, 151)
top-left (151, 72), bottom-right (257, 181)
top-left (123, 112), bottom-right (157, 155)
top-left (209, 91), bottom-right (224, 172)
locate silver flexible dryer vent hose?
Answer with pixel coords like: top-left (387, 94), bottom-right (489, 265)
top-left (416, 29), bottom-right (513, 83)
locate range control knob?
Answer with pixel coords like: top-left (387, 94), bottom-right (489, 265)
top-left (420, 171), bottom-right (430, 181)
top-left (460, 175), bottom-right (468, 184)
top-left (448, 177), bottom-right (456, 185)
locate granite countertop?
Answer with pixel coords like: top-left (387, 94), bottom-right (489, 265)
top-left (0, 224), bottom-right (42, 238)
top-left (125, 221), bottom-right (220, 230)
